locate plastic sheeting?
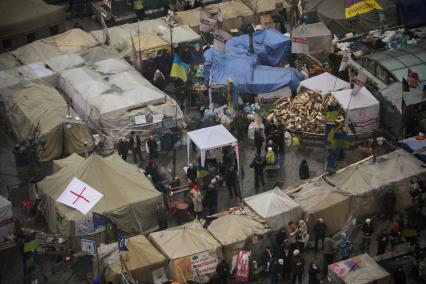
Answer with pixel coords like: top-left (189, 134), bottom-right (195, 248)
top-left (244, 187), bottom-right (303, 231)
top-left (225, 28), bottom-right (291, 65)
top-left (204, 48), bottom-right (303, 94)
top-left (400, 136), bottom-right (426, 163)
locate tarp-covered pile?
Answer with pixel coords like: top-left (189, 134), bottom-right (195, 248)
top-left (2, 83), bottom-right (94, 161)
top-left (38, 154), bottom-right (163, 247)
top-left (291, 22), bottom-right (332, 59)
top-left (149, 221), bottom-right (222, 283)
top-left (244, 187), bottom-right (303, 232)
top-left (58, 57), bottom-right (183, 141)
top-left (97, 235), bottom-right (167, 284)
top-left (12, 29), bottom-right (99, 64)
top-left (328, 253), bottom-right (391, 284)
top-left (206, 213), bottom-right (271, 264)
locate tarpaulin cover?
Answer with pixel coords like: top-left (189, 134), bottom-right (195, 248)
top-left (395, 0), bottom-right (426, 28)
top-left (400, 136), bottom-right (426, 163)
top-left (225, 28), bottom-right (291, 65)
top-left (204, 48), bottom-right (303, 94)
top-left (0, 195), bottom-right (13, 243)
top-left (244, 187), bottom-right (303, 231)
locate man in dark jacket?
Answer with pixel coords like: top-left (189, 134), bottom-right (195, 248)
top-left (224, 167), bottom-right (239, 198)
top-left (383, 189), bottom-right (396, 220)
top-left (250, 154), bottom-right (266, 191)
top-left (117, 137), bottom-right (129, 161)
top-left (376, 230), bottom-right (388, 256)
top-left (156, 203), bottom-right (168, 230)
top-left (147, 135), bottom-right (158, 160)
top-left (204, 180), bottom-right (218, 215)
top-left (323, 236), bottom-right (337, 275)
top-left (129, 132), bottom-right (143, 164)
top-left (291, 250), bottom-right (304, 284)
top-left (186, 163), bottom-right (197, 183)
top-left (254, 129), bottom-right (264, 155)
top-left (360, 218), bottom-right (374, 251)
top-left (281, 240), bottom-right (292, 281)
top-left (216, 259), bottom-right (230, 284)
top-left (313, 218), bottom-right (327, 252)
top-left (145, 160), bottom-right (161, 184)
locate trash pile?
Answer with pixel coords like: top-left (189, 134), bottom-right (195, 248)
top-left (266, 91), bottom-right (344, 134)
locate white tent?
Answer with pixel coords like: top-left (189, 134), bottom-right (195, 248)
top-left (0, 195), bottom-right (13, 243)
top-left (300, 72), bottom-right (350, 97)
top-left (332, 86), bottom-right (380, 134)
top-left (244, 187), bottom-right (303, 231)
top-left (187, 125), bottom-right (238, 167)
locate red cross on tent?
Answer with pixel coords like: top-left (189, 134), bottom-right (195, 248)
top-left (57, 177), bottom-right (103, 215)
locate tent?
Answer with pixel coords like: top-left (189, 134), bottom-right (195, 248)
top-left (332, 86), bottom-right (380, 134)
top-left (12, 29), bottom-right (99, 64)
top-left (400, 136), bottom-right (426, 163)
top-left (45, 53), bottom-right (86, 73)
top-left (225, 28), bottom-right (291, 66)
top-left (206, 214), bottom-right (271, 265)
top-left (291, 22), bottom-right (332, 60)
top-left (149, 221), bottom-right (222, 283)
top-left (38, 154), bottom-right (163, 248)
top-left (187, 125), bottom-right (237, 167)
top-left (395, 0), bottom-right (426, 29)
top-left (299, 72), bottom-right (351, 97)
top-left (0, 195), bottom-right (14, 243)
top-left (2, 83), bottom-right (94, 161)
top-left (0, 62), bottom-right (57, 89)
top-left (0, 0), bottom-right (65, 52)
top-left (96, 235), bottom-right (167, 284)
top-left (234, 0), bottom-right (277, 14)
top-left (292, 180), bottom-right (353, 235)
top-left (244, 187), bottom-right (303, 231)
top-left (326, 149), bottom-right (426, 218)
top-left (315, 0), bottom-right (399, 36)
top-left (328, 253), bottom-right (391, 284)
top-left (0, 52), bottom-right (20, 71)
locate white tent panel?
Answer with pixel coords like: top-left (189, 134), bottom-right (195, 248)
top-left (332, 86), bottom-right (380, 133)
top-left (0, 195), bottom-right (13, 242)
top-left (45, 53), bottom-right (86, 72)
top-left (300, 72), bottom-right (350, 97)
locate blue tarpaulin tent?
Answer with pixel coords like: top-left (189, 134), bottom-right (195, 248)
top-left (400, 136), bottom-right (426, 162)
top-left (204, 48), bottom-right (303, 94)
top-left (225, 28), bottom-right (291, 66)
top-left (395, 0), bottom-right (426, 28)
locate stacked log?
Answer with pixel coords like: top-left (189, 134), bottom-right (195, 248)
top-left (266, 91), bottom-right (344, 134)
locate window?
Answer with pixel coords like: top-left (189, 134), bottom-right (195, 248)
top-left (2, 39), bottom-right (11, 49)
top-left (26, 33), bottom-right (35, 43)
top-left (49, 24), bottom-right (59, 36)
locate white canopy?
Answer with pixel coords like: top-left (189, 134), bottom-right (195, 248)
top-left (332, 86), bottom-right (380, 133)
top-left (300, 72), bottom-right (350, 97)
top-left (244, 187), bottom-right (303, 231)
top-left (0, 195), bottom-right (13, 242)
top-left (187, 125), bottom-right (237, 167)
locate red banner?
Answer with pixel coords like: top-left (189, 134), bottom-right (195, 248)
top-left (235, 250), bottom-right (251, 282)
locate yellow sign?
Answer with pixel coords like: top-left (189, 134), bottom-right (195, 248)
top-left (345, 0), bottom-right (382, 19)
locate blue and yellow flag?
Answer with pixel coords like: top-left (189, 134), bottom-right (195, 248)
top-left (325, 123), bottom-right (352, 150)
top-left (326, 104), bottom-right (339, 122)
top-left (170, 53), bottom-right (190, 82)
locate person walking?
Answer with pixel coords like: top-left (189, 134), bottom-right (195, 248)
top-left (308, 263), bottom-right (320, 284)
top-left (190, 185), bottom-right (203, 219)
top-left (204, 180), bottom-right (218, 215)
top-left (117, 137), bottom-right (129, 161)
top-left (216, 259), bottom-right (230, 284)
top-left (291, 249), bottom-right (304, 284)
top-left (281, 240), bottom-right (292, 281)
top-left (250, 154), bottom-right (266, 191)
top-left (376, 230), bottom-right (388, 256)
top-left (270, 258), bottom-right (282, 284)
top-left (340, 232), bottom-right (351, 260)
top-left (360, 218), bottom-right (374, 251)
top-left (299, 159), bottom-right (310, 180)
top-left (156, 203), bottom-right (168, 230)
top-left (147, 135), bottom-right (158, 160)
top-left (133, 0), bottom-right (145, 20)
top-left (313, 218), bottom-right (327, 252)
top-left (129, 132), bottom-right (143, 164)
top-left (225, 167), bottom-right (239, 198)
top-left (186, 163), bottom-right (197, 184)
top-left (323, 235), bottom-right (338, 276)
top-left (254, 129), bottom-right (265, 155)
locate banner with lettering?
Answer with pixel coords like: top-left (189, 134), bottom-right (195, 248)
top-left (345, 0), bottom-right (382, 19)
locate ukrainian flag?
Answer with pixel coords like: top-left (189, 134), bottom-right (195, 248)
top-left (170, 53), bottom-right (190, 82)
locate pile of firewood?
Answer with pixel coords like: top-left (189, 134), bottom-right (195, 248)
top-left (266, 91), bottom-right (344, 134)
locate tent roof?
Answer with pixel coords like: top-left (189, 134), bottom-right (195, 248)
top-left (207, 214), bottom-right (269, 245)
top-left (205, 2), bottom-right (254, 19)
top-left (244, 187), bottom-right (301, 218)
top-left (38, 153), bottom-right (161, 220)
top-left (235, 0), bottom-right (276, 13)
top-left (97, 235), bottom-right (166, 273)
top-left (300, 72), bottom-right (350, 96)
top-left (45, 53), bottom-right (86, 72)
top-left (332, 86), bottom-right (379, 111)
top-left (52, 153), bottom-right (84, 174)
top-left (0, 0), bottom-right (64, 38)
top-left (187, 125), bottom-right (237, 151)
top-left (149, 221), bottom-right (221, 260)
top-left (292, 22), bottom-right (331, 38)
top-left (0, 195), bottom-right (11, 209)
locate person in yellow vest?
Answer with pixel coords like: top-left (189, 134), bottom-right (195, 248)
top-left (133, 0), bottom-right (145, 20)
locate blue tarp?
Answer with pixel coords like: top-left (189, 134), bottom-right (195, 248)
top-left (204, 48), bottom-right (303, 94)
top-left (395, 0), bottom-right (426, 28)
top-left (225, 28), bottom-right (291, 66)
top-left (400, 136), bottom-right (426, 162)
